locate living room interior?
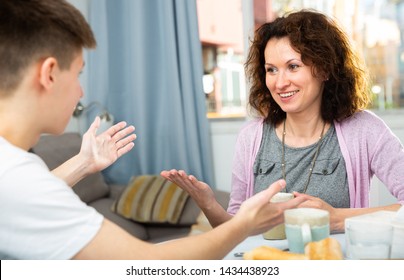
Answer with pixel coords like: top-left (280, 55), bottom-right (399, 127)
top-left (54, 0), bottom-right (404, 241)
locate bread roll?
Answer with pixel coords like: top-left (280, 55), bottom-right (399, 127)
top-left (304, 237), bottom-right (343, 260)
top-left (243, 237), bottom-right (343, 260)
top-left (243, 246), bottom-right (308, 260)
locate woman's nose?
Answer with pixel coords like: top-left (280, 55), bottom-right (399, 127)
top-left (275, 71), bottom-right (290, 89)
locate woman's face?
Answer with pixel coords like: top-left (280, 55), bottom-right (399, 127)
top-left (264, 37), bottom-right (325, 117)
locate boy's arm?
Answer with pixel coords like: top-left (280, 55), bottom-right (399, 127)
top-left (74, 179), bottom-right (307, 259)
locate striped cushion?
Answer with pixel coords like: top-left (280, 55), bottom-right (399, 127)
top-left (112, 175), bottom-right (189, 224)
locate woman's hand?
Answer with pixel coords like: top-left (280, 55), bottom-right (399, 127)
top-left (79, 116), bottom-right (136, 174)
top-left (293, 192), bottom-right (342, 232)
top-left (160, 169), bottom-right (234, 227)
top-left (160, 169), bottom-right (216, 211)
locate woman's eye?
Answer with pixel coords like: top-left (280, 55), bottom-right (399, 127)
top-left (288, 64), bottom-right (300, 71)
top-left (266, 67), bottom-right (277, 74)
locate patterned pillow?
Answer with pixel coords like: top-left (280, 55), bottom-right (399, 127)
top-left (111, 175), bottom-right (190, 224)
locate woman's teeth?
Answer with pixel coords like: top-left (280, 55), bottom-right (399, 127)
top-left (279, 90), bottom-right (298, 98)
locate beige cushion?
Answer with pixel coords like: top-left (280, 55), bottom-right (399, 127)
top-left (111, 175), bottom-right (189, 224)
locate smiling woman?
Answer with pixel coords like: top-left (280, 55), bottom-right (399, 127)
top-left (161, 9), bottom-right (404, 237)
top-left (263, 37), bottom-right (326, 122)
top-left (235, 10), bottom-right (403, 232)
top-left (196, 1), bottom-right (404, 210)
top-left (197, 0), bottom-right (404, 118)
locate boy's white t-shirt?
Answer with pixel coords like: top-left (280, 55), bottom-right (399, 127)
top-left (0, 137), bottom-right (103, 260)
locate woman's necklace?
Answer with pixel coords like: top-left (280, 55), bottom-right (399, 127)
top-left (281, 119), bottom-right (326, 193)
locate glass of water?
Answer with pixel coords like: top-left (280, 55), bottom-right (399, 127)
top-left (346, 223), bottom-right (393, 260)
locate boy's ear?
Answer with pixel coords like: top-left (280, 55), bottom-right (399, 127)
top-left (39, 57), bottom-right (58, 90)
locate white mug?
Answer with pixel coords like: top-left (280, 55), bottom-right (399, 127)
top-left (262, 192), bottom-right (294, 240)
top-left (284, 208), bottom-right (330, 253)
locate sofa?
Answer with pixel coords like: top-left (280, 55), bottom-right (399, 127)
top-left (31, 132), bottom-right (230, 243)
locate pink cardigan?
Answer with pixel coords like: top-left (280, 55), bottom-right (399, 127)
top-left (228, 110), bottom-right (404, 215)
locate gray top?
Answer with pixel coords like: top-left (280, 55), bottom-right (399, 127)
top-left (253, 123), bottom-right (350, 208)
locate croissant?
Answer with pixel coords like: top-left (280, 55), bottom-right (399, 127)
top-left (304, 237), bottom-right (343, 260)
top-left (244, 237), bottom-right (343, 260)
top-left (243, 246), bottom-right (307, 260)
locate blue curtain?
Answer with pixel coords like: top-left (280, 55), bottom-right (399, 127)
top-left (87, 0), bottom-right (215, 187)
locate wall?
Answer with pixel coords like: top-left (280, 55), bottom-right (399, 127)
top-left (209, 111), bottom-right (403, 207)
top-left (197, 0), bottom-right (244, 53)
top-left (209, 118), bottom-right (246, 193)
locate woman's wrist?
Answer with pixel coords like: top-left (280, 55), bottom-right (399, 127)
top-left (331, 208), bottom-right (347, 233)
top-left (201, 201), bottom-right (232, 228)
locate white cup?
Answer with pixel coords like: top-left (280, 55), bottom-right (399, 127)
top-left (284, 208), bottom-right (330, 253)
top-left (262, 192), bottom-right (294, 240)
top-left (346, 222), bottom-right (393, 259)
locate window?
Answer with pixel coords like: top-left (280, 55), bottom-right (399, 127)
top-left (197, 0), bottom-right (247, 118)
top-left (197, 0), bottom-right (404, 118)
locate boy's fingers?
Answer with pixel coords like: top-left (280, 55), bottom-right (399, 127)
top-left (87, 116), bottom-right (100, 135)
top-left (258, 179), bottom-right (286, 202)
top-left (282, 196), bottom-right (309, 209)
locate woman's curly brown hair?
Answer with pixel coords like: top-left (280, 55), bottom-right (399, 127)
top-left (245, 9), bottom-right (371, 125)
